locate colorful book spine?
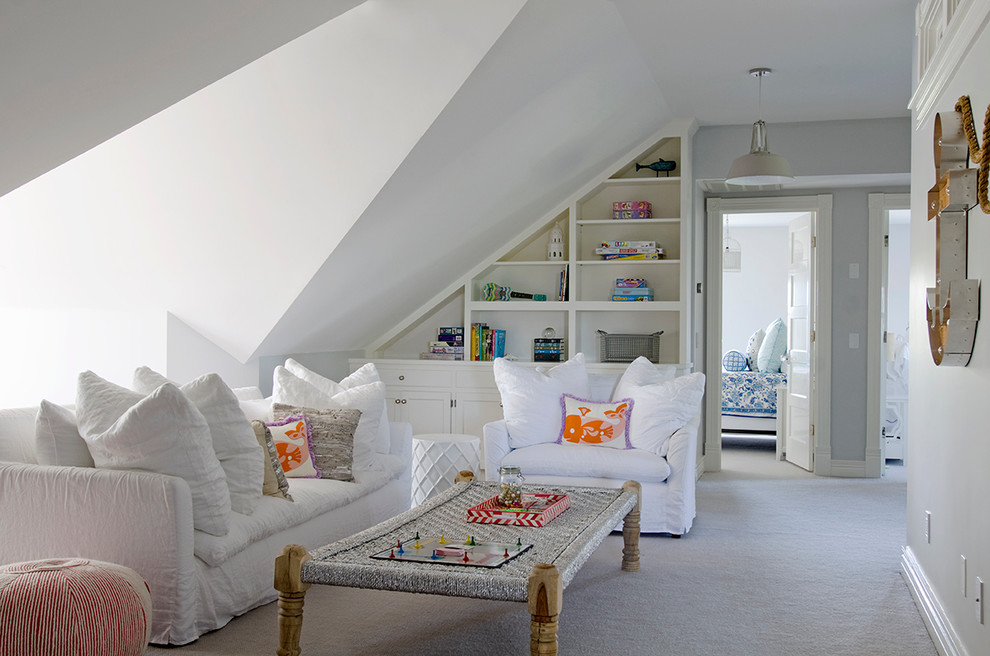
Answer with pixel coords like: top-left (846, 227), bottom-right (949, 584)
top-left (611, 210), bottom-right (652, 219)
top-left (601, 252), bottom-right (659, 260)
top-left (595, 247), bottom-right (657, 255)
top-left (611, 201), bottom-right (652, 211)
top-left (601, 241), bottom-right (656, 249)
top-left (615, 278), bottom-right (647, 288)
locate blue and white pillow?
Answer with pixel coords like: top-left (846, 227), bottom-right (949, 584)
top-left (757, 318), bottom-right (787, 373)
top-left (744, 328), bottom-right (765, 371)
top-left (722, 350), bottom-right (748, 372)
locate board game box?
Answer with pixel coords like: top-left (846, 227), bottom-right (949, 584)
top-left (466, 493), bottom-right (570, 527)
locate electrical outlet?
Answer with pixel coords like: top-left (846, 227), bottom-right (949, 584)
top-left (961, 555), bottom-right (968, 597)
top-left (925, 511), bottom-right (932, 543)
top-left (977, 577), bottom-right (984, 624)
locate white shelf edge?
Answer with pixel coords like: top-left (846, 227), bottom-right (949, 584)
top-left (576, 259), bottom-right (681, 265)
top-left (490, 260), bottom-right (570, 266)
top-left (602, 176), bottom-right (681, 184)
top-left (467, 301), bottom-right (569, 311)
top-left (574, 301), bottom-right (681, 311)
top-left (576, 218), bottom-right (681, 225)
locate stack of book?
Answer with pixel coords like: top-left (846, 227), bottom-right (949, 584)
top-left (595, 240), bottom-right (664, 261)
top-left (611, 201), bottom-right (652, 219)
top-left (470, 323), bottom-right (506, 361)
top-left (612, 277), bottom-right (653, 302)
top-left (557, 264), bottom-right (569, 301)
top-left (420, 326), bottom-right (465, 360)
top-left (533, 338), bottom-right (565, 362)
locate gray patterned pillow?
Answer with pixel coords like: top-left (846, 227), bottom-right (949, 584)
top-left (272, 404), bottom-right (361, 482)
top-left (250, 420), bottom-right (293, 501)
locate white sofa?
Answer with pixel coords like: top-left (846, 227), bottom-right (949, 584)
top-left (0, 403), bottom-right (412, 646)
top-left (484, 366), bottom-right (703, 536)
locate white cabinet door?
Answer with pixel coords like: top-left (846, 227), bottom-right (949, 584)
top-left (453, 390), bottom-right (503, 437)
top-left (453, 389), bottom-right (503, 476)
top-left (386, 390), bottom-right (451, 434)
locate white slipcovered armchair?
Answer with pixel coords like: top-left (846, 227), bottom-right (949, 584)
top-left (484, 355), bottom-right (705, 536)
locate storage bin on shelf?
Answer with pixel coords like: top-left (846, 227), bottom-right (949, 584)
top-left (597, 330), bottom-right (663, 363)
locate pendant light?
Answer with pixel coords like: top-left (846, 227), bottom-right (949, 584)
top-left (726, 68), bottom-right (794, 186)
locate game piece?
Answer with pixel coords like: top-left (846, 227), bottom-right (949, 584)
top-left (462, 553), bottom-right (470, 563)
top-left (439, 535), bottom-right (447, 544)
top-left (516, 538), bottom-right (522, 550)
top-left (396, 541), bottom-right (404, 555)
top-left (415, 531), bottom-right (420, 540)
top-left (503, 548), bottom-right (509, 558)
top-left (414, 539), bottom-right (421, 549)
top-left (429, 550), bottom-right (440, 560)
top-left (389, 550), bottom-right (395, 559)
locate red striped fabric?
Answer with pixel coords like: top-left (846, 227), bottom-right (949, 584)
top-left (0, 558), bottom-right (151, 656)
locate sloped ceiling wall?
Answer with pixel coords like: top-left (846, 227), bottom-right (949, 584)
top-left (0, 0), bottom-right (365, 199)
top-left (0, 0), bottom-right (531, 366)
top-left (255, 0), bottom-right (672, 357)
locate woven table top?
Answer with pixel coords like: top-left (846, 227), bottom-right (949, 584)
top-left (302, 481), bottom-right (638, 602)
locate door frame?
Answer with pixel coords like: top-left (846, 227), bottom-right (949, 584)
top-left (704, 195), bottom-right (833, 474)
top-left (866, 193), bottom-right (910, 476)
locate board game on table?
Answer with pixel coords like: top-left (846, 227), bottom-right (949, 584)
top-left (274, 476), bottom-right (642, 656)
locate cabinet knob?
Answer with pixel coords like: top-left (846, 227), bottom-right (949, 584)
top-left (398, 375), bottom-right (405, 381)
top-left (394, 399), bottom-right (401, 404)
top-left (401, 399), bottom-right (407, 404)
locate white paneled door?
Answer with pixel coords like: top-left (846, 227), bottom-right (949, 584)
top-left (785, 213), bottom-right (815, 471)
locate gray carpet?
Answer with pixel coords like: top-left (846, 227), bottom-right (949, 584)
top-left (148, 441), bottom-right (935, 655)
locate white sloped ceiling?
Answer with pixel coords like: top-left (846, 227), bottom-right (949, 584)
top-left (254, 0), bottom-right (673, 357)
top-left (0, 0), bottom-right (526, 364)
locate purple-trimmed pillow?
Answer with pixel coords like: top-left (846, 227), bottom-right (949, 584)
top-left (266, 415), bottom-right (321, 478)
top-left (557, 394), bottom-right (633, 449)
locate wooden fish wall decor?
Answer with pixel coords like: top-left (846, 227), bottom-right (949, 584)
top-left (635, 158), bottom-right (676, 177)
top-left (925, 96), bottom-right (989, 366)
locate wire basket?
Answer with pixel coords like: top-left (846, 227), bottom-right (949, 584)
top-left (596, 330), bottom-right (663, 363)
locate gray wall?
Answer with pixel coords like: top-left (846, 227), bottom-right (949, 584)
top-left (695, 117), bottom-right (910, 466)
top-left (258, 350), bottom-right (365, 397)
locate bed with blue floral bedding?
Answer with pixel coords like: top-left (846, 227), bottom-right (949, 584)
top-left (721, 371), bottom-right (788, 419)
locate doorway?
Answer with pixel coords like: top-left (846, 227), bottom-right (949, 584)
top-left (705, 196), bottom-right (833, 474)
top-left (867, 193), bottom-right (910, 478)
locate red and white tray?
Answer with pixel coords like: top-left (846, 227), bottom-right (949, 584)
top-left (467, 493), bottom-right (570, 527)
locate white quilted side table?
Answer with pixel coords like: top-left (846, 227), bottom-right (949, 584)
top-left (411, 433), bottom-right (481, 506)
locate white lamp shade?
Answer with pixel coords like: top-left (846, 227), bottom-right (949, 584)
top-left (726, 120), bottom-right (795, 186)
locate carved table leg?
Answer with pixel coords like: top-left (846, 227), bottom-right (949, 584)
top-left (274, 544), bottom-right (312, 656)
top-left (528, 563), bottom-right (562, 656)
top-left (621, 480), bottom-right (642, 572)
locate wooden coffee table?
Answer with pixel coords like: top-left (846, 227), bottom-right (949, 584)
top-left (274, 475), bottom-right (641, 656)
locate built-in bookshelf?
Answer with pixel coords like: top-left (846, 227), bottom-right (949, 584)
top-left (367, 119), bottom-right (695, 366)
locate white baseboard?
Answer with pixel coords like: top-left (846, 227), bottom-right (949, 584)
top-left (901, 546), bottom-right (967, 656)
top-left (826, 459), bottom-right (868, 477)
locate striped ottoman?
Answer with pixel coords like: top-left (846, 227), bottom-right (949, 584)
top-left (0, 558), bottom-right (152, 656)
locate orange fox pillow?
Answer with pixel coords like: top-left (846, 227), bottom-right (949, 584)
top-left (557, 395), bottom-right (633, 449)
top-left (267, 415), bottom-right (321, 478)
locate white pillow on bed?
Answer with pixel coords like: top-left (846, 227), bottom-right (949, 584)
top-left (745, 328), bottom-right (765, 371)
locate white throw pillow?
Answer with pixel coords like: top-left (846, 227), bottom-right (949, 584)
top-left (77, 375), bottom-right (231, 537)
top-left (613, 372), bottom-right (706, 457)
top-left (272, 366), bottom-right (384, 471)
top-left (494, 353), bottom-right (591, 449)
top-left (231, 386), bottom-right (264, 401)
top-left (757, 318), bottom-right (788, 373)
top-left (133, 367), bottom-right (265, 516)
top-left (613, 356), bottom-right (677, 401)
top-left (284, 359), bottom-right (390, 454)
top-left (35, 400), bottom-right (94, 467)
top-left (744, 328), bottom-right (765, 371)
